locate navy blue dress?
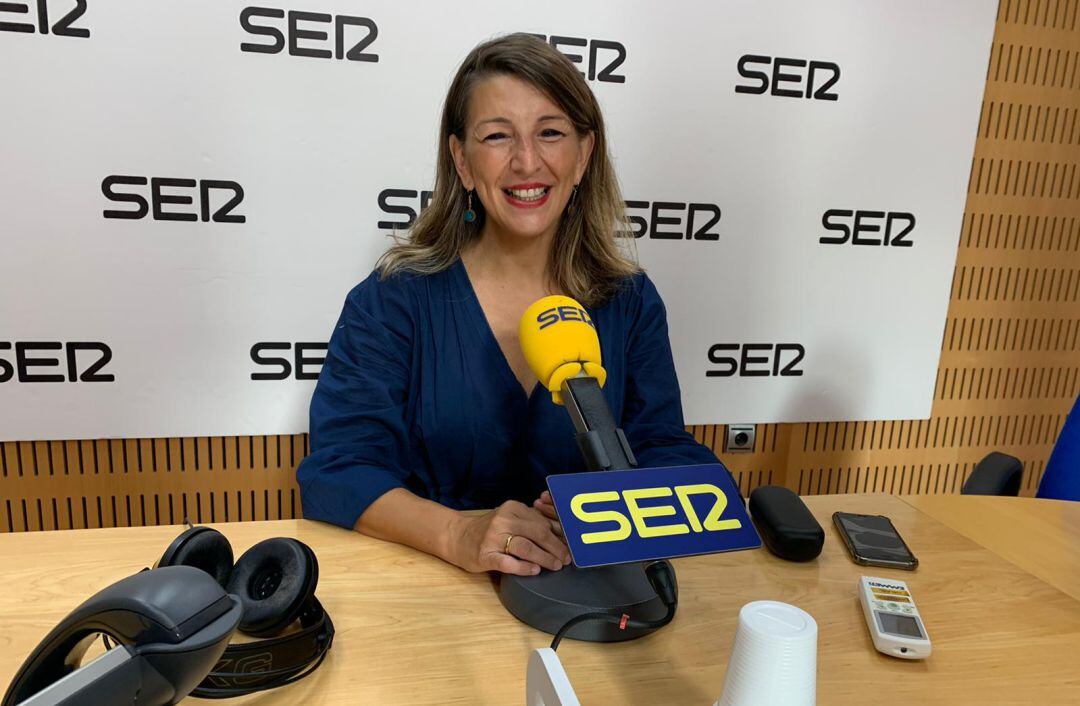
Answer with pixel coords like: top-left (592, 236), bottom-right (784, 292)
top-left (296, 258), bottom-right (722, 529)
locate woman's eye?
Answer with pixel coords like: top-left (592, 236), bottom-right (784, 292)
top-left (540, 129), bottom-right (565, 139)
top-left (483, 132), bottom-right (509, 142)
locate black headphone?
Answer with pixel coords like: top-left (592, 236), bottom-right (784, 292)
top-left (150, 525), bottom-right (335, 699)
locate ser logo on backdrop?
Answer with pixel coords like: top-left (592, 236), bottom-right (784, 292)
top-left (0, 0), bottom-right (88, 37)
top-left (820, 210), bottom-right (915, 247)
top-left (706, 344), bottom-right (805, 378)
top-left (377, 189), bottom-right (432, 231)
top-left (377, 190), bottom-right (722, 241)
top-left (528, 34), bottom-right (626, 83)
top-left (735, 55), bottom-right (839, 101)
top-left (102, 176), bottom-right (246, 223)
top-left (623, 200), bottom-right (721, 241)
top-left (251, 342), bottom-right (327, 380)
top-left (240, 7), bottom-right (378, 62)
top-left (0, 342), bottom-right (113, 383)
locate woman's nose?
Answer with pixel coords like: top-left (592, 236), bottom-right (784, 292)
top-left (510, 136), bottom-right (541, 175)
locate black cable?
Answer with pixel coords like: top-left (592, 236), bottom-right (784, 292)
top-left (549, 603), bottom-right (676, 651)
top-left (549, 560), bottom-right (679, 652)
top-left (550, 611), bottom-right (623, 651)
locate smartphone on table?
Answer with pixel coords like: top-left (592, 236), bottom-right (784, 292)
top-left (832, 512), bottom-right (918, 570)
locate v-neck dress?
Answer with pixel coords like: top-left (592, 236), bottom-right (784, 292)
top-left (296, 259), bottom-right (726, 529)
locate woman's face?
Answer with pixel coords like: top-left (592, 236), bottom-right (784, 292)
top-left (450, 75), bottom-right (594, 246)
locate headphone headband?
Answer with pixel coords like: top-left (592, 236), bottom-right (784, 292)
top-left (193, 597), bottom-right (335, 697)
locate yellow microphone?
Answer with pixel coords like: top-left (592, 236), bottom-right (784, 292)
top-left (519, 295), bottom-right (607, 405)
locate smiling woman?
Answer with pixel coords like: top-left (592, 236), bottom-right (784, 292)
top-left (453, 79), bottom-right (591, 240)
top-left (295, 33), bottom-right (725, 578)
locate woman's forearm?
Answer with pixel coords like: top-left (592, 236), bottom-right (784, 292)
top-left (353, 487), bottom-right (465, 566)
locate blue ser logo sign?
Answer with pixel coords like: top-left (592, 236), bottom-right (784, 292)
top-left (548, 463), bottom-right (761, 568)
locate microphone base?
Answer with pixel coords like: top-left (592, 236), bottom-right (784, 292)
top-left (498, 562), bottom-right (676, 642)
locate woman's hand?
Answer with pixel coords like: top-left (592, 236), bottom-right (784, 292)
top-left (450, 500), bottom-right (570, 576)
top-left (532, 490), bottom-right (562, 532)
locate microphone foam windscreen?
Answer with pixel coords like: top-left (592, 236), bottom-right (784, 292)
top-left (748, 486), bottom-right (825, 562)
top-left (519, 295), bottom-right (606, 405)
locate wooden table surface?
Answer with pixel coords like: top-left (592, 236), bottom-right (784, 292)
top-left (1, 494), bottom-right (1078, 705)
top-left (901, 494), bottom-right (1080, 602)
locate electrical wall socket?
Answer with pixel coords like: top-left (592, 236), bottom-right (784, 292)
top-left (725, 424), bottom-right (756, 453)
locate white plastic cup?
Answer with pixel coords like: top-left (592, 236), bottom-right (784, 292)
top-left (714, 600), bottom-right (818, 706)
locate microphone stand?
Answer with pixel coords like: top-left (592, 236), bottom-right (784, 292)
top-left (497, 377), bottom-right (676, 642)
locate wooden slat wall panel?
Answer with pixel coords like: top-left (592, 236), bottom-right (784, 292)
top-left (0, 436), bottom-right (302, 532)
top-left (1, 2), bottom-right (1077, 531)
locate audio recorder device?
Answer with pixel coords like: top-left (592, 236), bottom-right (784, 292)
top-left (858, 576), bottom-right (931, 659)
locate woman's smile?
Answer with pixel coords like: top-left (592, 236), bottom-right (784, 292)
top-left (502, 182), bottom-right (552, 209)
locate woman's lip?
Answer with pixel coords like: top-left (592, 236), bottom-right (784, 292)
top-left (502, 189), bottom-right (552, 209)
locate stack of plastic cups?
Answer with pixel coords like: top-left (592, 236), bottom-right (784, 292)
top-left (714, 601), bottom-right (818, 706)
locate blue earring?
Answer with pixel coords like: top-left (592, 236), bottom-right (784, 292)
top-left (464, 190), bottom-right (477, 223)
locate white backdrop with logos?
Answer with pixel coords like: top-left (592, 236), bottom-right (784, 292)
top-left (0, 0), bottom-right (998, 441)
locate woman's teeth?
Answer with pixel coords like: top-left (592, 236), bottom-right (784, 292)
top-left (504, 187), bottom-right (549, 202)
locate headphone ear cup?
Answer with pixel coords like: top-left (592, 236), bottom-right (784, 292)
top-left (227, 538), bottom-right (318, 638)
top-left (156, 526), bottom-right (234, 587)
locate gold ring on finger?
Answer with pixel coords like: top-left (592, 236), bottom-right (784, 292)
top-left (504, 534), bottom-right (515, 555)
